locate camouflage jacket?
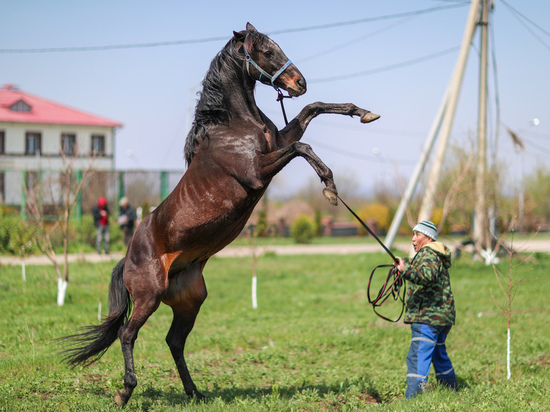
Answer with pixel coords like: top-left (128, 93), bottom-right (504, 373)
top-left (401, 242), bottom-right (456, 326)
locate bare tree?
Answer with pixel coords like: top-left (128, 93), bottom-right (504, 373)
top-left (25, 147), bottom-right (95, 306)
top-left (437, 149), bottom-right (475, 232)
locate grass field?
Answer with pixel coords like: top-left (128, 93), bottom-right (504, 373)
top-left (0, 250), bottom-right (549, 411)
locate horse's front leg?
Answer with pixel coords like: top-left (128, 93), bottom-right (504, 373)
top-left (280, 102), bottom-right (380, 144)
top-left (260, 141), bottom-right (338, 205)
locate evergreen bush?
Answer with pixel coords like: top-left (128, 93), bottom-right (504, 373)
top-left (291, 214), bottom-right (315, 244)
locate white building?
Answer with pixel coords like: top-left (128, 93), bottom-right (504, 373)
top-left (0, 84), bottom-right (122, 205)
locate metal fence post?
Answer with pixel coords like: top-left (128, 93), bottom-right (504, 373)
top-left (117, 171), bottom-right (125, 202)
top-left (160, 171), bottom-right (169, 201)
top-left (20, 170), bottom-right (27, 220)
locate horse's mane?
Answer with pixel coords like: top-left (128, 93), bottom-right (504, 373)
top-left (184, 29), bottom-right (265, 165)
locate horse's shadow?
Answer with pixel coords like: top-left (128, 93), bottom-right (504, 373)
top-left (136, 375), bottom-right (469, 408)
top-left (138, 378), bottom-right (383, 408)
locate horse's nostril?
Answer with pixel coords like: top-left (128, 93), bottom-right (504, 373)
top-left (297, 78), bottom-right (306, 89)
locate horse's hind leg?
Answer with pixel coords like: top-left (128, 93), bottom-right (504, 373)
top-left (164, 264), bottom-right (208, 400)
top-left (114, 281), bottom-right (164, 406)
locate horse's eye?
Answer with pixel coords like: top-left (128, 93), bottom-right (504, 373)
top-left (263, 50), bottom-right (273, 58)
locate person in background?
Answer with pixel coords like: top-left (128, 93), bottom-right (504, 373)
top-left (92, 196), bottom-right (110, 255)
top-left (118, 196), bottom-right (136, 247)
top-left (394, 220), bottom-right (458, 399)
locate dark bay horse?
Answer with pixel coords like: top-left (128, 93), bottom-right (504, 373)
top-left (64, 23), bottom-right (379, 406)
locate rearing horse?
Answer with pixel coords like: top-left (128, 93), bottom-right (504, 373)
top-left (64, 23), bottom-right (380, 406)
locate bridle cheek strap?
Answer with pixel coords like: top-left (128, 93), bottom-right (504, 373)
top-left (243, 44), bottom-right (292, 89)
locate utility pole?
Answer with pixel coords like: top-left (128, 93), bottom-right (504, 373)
top-left (416, 0), bottom-right (482, 226)
top-left (385, 0), bottom-right (481, 249)
top-left (473, 0), bottom-right (490, 251)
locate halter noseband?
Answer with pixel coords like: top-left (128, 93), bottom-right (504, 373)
top-left (243, 44), bottom-right (292, 89)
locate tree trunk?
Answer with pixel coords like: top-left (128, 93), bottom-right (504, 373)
top-left (57, 277), bottom-right (68, 306)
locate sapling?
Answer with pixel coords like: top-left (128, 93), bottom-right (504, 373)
top-left (490, 226), bottom-right (533, 379)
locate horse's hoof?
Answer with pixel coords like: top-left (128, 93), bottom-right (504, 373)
top-left (360, 112), bottom-right (380, 123)
top-left (323, 188), bottom-right (338, 206)
top-left (187, 388), bottom-right (206, 401)
top-left (114, 391), bottom-right (126, 407)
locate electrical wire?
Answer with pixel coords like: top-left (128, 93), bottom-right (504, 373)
top-left (499, 0), bottom-right (550, 52)
top-left (309, 46), bottom-right (460, 83)
top-left (297, 16), bottom-right (417, 64)
top-left (499, 0), bottom-right (550, 38)
top-left (489, 8), bottom-right (501, 169)
top-left (306, 138), bottom-right (416, 165)
top-left (0, 4), bottom-right (468, 54)
top-left (520, 136), bottom-right (550, 155)
top-left (267, 3), bottom-right (469, 35)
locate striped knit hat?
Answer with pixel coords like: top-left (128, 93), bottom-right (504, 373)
top-left (413, 220), bottom-right (438, 240)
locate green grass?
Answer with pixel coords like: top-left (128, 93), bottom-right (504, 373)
top-left (0, 251), bottom-right (549, 411)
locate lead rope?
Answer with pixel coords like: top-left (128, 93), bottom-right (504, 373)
top-left (336, 195), bottom-right (398, 263)
top-left (277, 89), bottom-right (291, 125)
top-left (336, 196), bottom-right (406, 323)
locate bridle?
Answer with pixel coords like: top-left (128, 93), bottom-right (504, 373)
top-left (243, 43), bottom-right (293, 124)
top-left (243, 43), bottom-right (292, 89)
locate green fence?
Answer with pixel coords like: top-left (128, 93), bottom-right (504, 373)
top-left (0, 169), bottom-right (184, 220)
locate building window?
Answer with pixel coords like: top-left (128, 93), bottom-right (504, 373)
top-left (61, 133), bottom-right (77, 156)
top-left (25, 132), bottom-right (41, 155)
top-left (0, 131), bottom-right (4, 154)
top-left (9, 99), bottom-right (32, 112)
top-left (91, 134), bottom-right (105, 156)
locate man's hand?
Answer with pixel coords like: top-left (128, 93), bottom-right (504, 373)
top-left (394, 257), bottom-right (406, 273)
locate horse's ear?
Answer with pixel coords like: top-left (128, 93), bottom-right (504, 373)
top-left (233, 30), bottom-right (245, 43)
top-left (246, 22), bottom-right (257, 32)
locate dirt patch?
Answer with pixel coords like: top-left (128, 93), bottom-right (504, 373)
top-left (319, 393), bottom-right (380, 410)
top-left (533, 356), bottom-right (550, 366)
top-left (33, 392), bottom-right (54, 401)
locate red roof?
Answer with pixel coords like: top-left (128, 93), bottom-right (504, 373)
top-left (0, 84), bottom-right (122, 128)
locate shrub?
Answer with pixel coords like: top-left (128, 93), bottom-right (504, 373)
top-left (0, 216), bottom-right (35, 256)
top-left (72, 215), bottom-right (96, 248)
top-left (357, 203), bottom-right (390, 235)
top-left (291, 214), bottom-right (315, 244)
top-left (255, 210), bottom-right (269, 237)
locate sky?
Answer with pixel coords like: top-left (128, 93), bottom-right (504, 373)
top-left (2, 0), bottom-right (549, 200)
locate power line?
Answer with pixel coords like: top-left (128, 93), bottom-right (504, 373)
top-left (297, 16), bottom-right (417, 64)
top-left (518, 129), bottom-right (550, 140)
top-left (500, 0), bottom-right (550, 52)
top-left (0, 36), bottom-right (229, 54)
top-left (489, 9), bottom-right (501, 169)
top-left (0, 3), bottom-right (468, 54)
top-left (309, 46), bottom-right (460, 83)
top-left (307, 137), bottom-right (416, 165)
top-left (521, 136), bottom-right (550, 155)
top-left (268, 3), bottom-right (469, 35)
top-left (500, 0), bottom-right (550, 38)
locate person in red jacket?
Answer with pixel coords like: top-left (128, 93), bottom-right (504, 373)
top-left (92, 196), bottom-right (110, 254)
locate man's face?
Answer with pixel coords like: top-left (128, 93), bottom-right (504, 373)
top-left (412, 231), bottom-right (432, 252)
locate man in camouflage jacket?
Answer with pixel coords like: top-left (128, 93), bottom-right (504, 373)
top-left (395, 220), bottom-right (458, 398)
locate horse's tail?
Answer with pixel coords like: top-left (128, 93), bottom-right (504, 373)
top-left (61, 258), bottom-right (131, 367)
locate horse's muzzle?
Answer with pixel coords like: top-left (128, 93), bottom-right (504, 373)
top-left (287, 76), bottom-right (307, 97)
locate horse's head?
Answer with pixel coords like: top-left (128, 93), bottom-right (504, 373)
top-left (233, 23), bottom-right (306, 97)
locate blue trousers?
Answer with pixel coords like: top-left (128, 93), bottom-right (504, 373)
top-left (405, 323), bottom-right (457, 398)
